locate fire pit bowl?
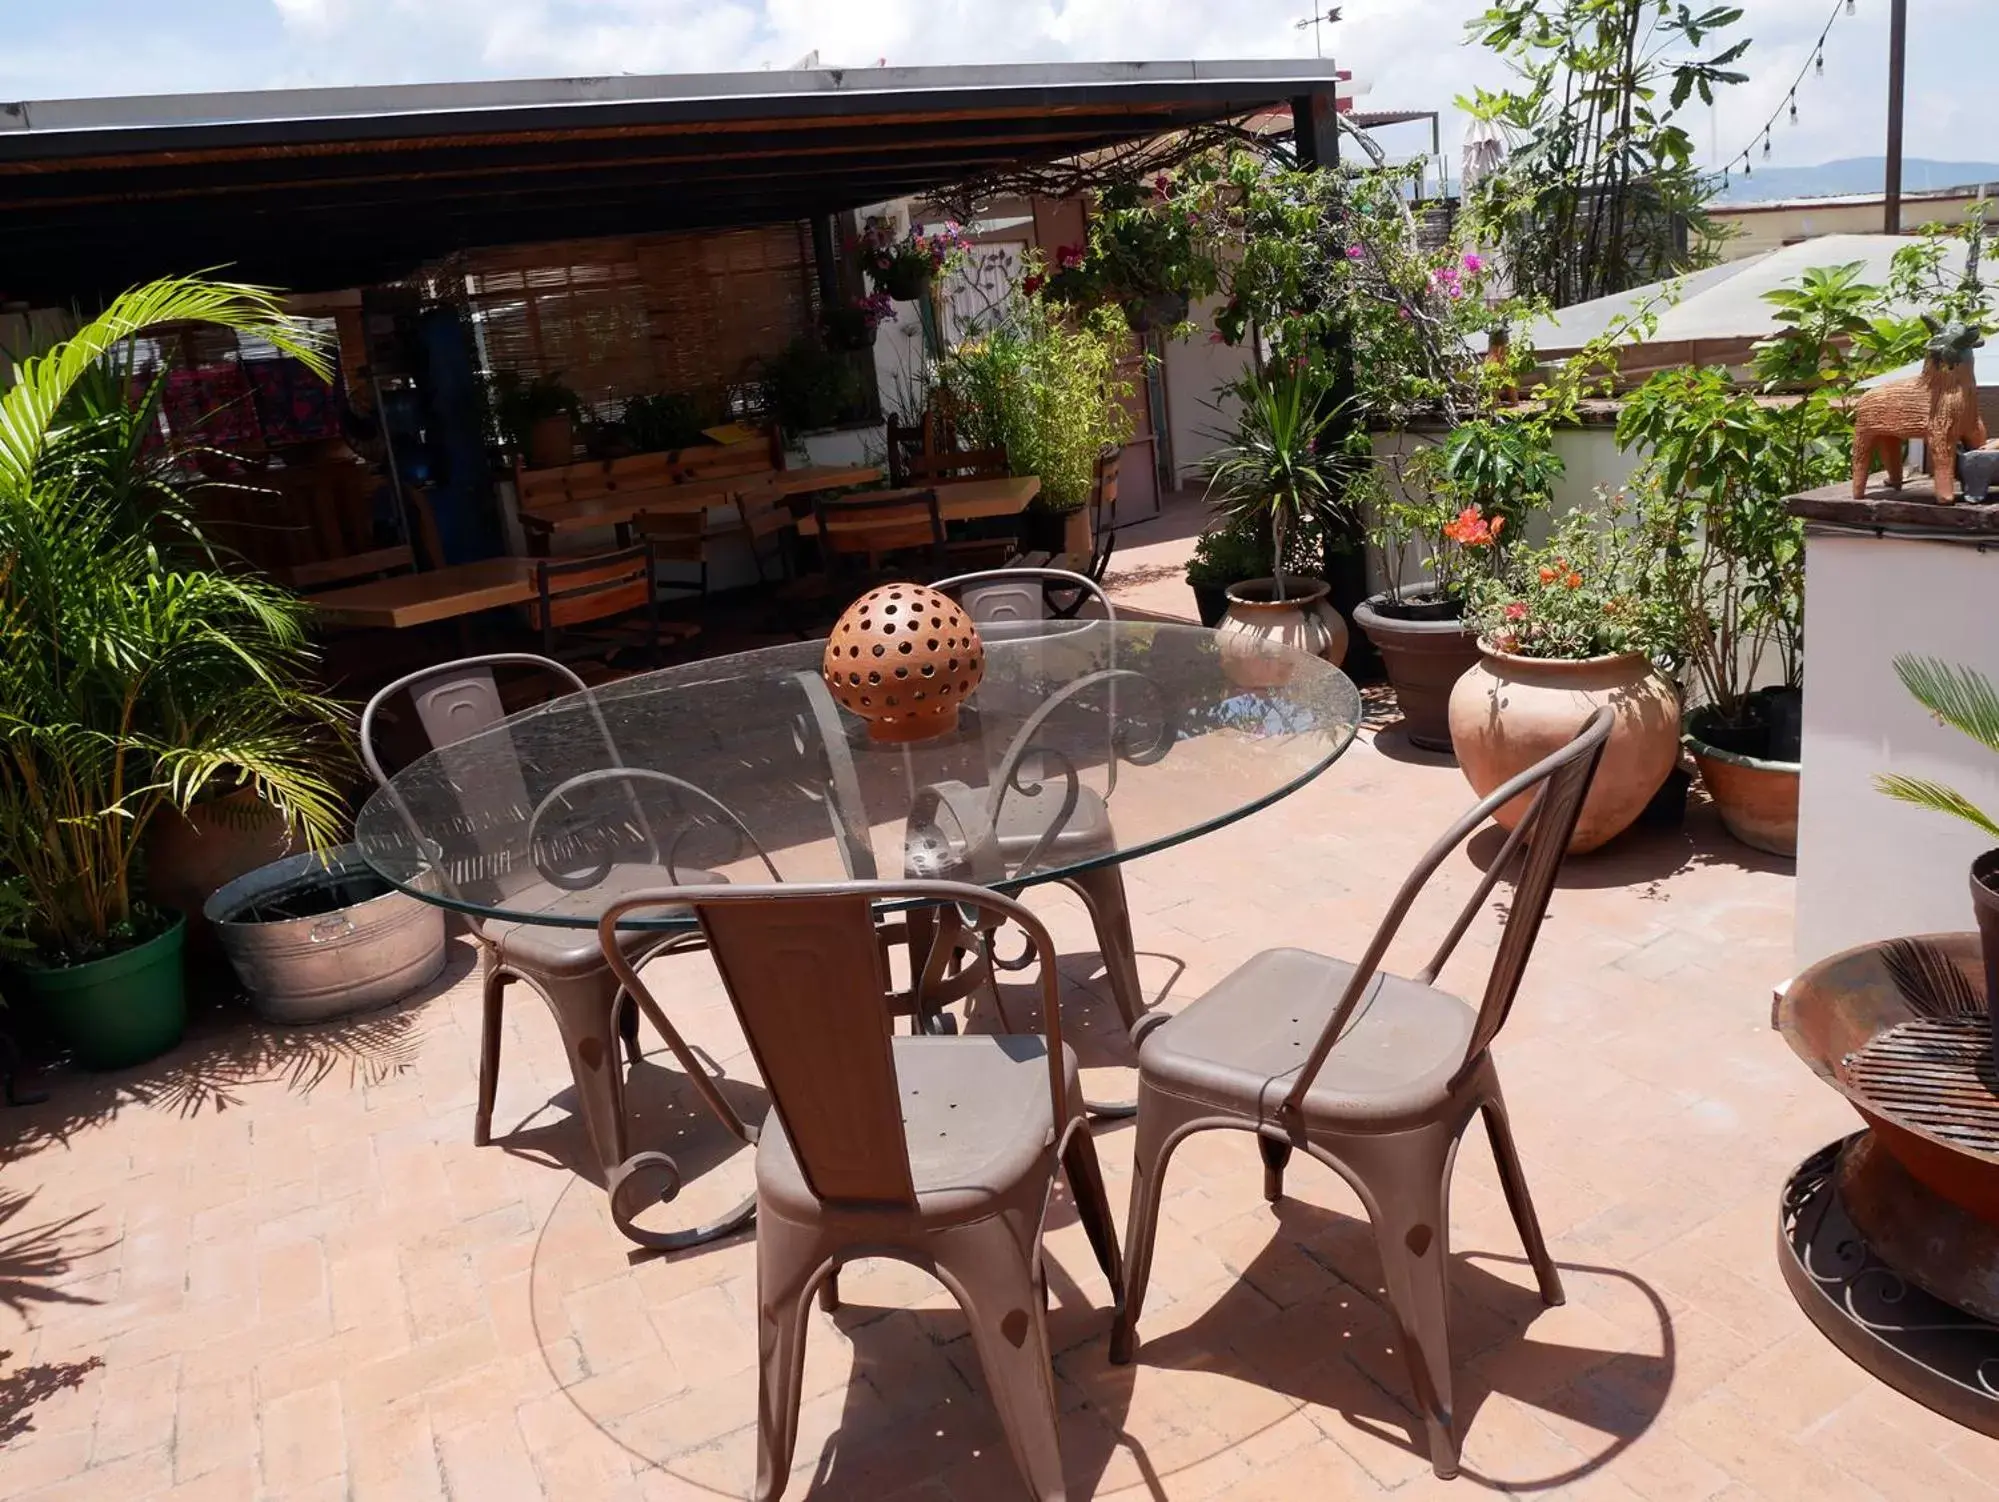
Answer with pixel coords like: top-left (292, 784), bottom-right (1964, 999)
top-left (1776, 932), bottom-right (1999, 1433)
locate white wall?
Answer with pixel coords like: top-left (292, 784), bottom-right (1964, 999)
top-left (1795, 533), bottom-right (1999, 970)
top-left (1161, 297), bottom-right (1251, 487)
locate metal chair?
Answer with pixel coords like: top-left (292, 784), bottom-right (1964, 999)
top-left (1112, 708), bottom-right (1614, 1479)
top-left (598, 878), bottom-right (1124, 1502)
top-left (359, 653), bottom-right (756, 1250)
top-left (930, 569), bottom-right (1149, 1054)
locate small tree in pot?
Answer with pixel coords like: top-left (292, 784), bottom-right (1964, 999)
top-left (1201, 358), bottom-right (1350, 683)
top-left (1874, 655), bottom-right (1999, 1066)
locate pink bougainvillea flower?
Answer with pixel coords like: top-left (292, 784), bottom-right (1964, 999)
top-left (1345, 244), bottom-right (1365, 259)
top-left (1462, 252), bottom-right (1484, 273)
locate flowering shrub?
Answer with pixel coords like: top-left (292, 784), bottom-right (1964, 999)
top-left (1026, 170), bottom-right (1223, 333)
top-left (1466, 497), bottom-right (1671, 660)
top-left (856, 216), bottom-right (972, 294)
top-left (1368, 469), bottom-right (1509, 610)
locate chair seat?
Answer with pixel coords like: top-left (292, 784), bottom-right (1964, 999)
top-left (987, 782), bottom-right (1115, 859)
top-left (481, 865), bottom-right (721, 977)
top-left (757, 1035), bottom-right (1080, 1224)
top-left (1139, 948), bottom-right (1477, 1128)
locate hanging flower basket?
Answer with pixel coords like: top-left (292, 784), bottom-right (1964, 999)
top-left (856, 215), bottom-right (970, 303)
top-left (877, 261), bottom-right (933, 303)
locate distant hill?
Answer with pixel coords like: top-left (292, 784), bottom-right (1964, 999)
top-left (1712, 156), bottom-right (1999, 204)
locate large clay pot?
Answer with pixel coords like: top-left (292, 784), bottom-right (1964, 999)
top-left (1217, 575), bottom-right (1349, 688)
top-left (1685, 709), bottom-right (1800, 858)
top-left (1447, 643), bottom-right (1679, 854)
top-left (147, 786), bottom-right (298, 954)
top-left (526, 413), bottom-right (574, 469)
top-left (1352, 591), bottom-right (1479, 753)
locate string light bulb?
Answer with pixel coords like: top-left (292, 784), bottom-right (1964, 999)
top-left (1845, 0), bottom-right (1854, 15)
top-left (1763, 129), bottom-right (1772, 158)
top-left (1789, 93), bottom-right (1798, 124)
top-left (1816, 49), bottom-right (1824, 76)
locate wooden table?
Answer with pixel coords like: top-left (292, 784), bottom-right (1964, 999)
top-left (795, 475), bottom-right (1040, 535)
top-left (528, 463), bottom-right (882, 540)
top-left (309, 558), bottom-right (541, 630)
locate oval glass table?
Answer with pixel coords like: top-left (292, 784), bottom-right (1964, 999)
top-left (356, 620), bottom-right (1361, 1246)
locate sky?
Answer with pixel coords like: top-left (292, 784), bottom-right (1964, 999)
top-left (0, 0), bottom-right (1992, 181)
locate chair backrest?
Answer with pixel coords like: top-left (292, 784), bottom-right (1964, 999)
top-left (812, 492), bottom-right (946, 572)
top-left (630, 509), bottom-right (710, 564)
top-left (886, 412), bottom-right (925, 488)
top-left (1281, 707), bottom-right (1615, 1114)
top-left (1091, 452), bottom-right (1121, 535)
top-left (597, 879), bottom-right (1068, 1210)
top-left (530, 545), bottom-right (656, 631)
top-left (933, 566), bottom-right (1116, 626)
top-left (359, 654), bottom-right (611, 906)
top-left (901, 447), bottom-right (1010, 487)
top-left (284, 544), bottom-right (417, 592)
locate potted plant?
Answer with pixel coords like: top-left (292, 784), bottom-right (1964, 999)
top-left (1201, 359), bottom-right (1350, 685)
top-left (822, 293), bottom-right (897, 352)
top-left (935, 291), bottom-right (1134, 556)
top-left (1873, 654), bottom-right (1999, 1063)
top-left (1185, 517), bottom-right (1273, 628)
top-left (1034, 172), bottom-right (1222, 335)
top-left (760, 337), bottom-right (870, 436)
top-left (0, 277), bottom-right (351, 1069)
top-left (1615, 261), bottom-right (1928, 856)
top-left (1453, 498), bottom-right (1680, 853)
top-left (858, 216), bottom-right (971, 303)
top-left (492, 370), bottom-right (582, 468)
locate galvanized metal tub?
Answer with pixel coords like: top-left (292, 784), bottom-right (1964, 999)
top-left (203, 845), bottom-right (447, 1024)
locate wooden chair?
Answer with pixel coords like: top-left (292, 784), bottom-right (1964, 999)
top-left (1112, 710), bottom-right (1615, 1478)
top-left (529, 544), bottom-right (691, 672)
top-left (900, 445), bottom-right (1011, 488)
top-left (597, 878), bottom-right (1124, 1502)
top-left (810, 491), bottom-right (947, 587)
top-left (630, 503), bottom-right (743, 604)
top-left (886, 407), bottom-right (959, 487)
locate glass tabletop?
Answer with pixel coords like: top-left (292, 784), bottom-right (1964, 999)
top-left (354, 621), bottom-right (1362, 931)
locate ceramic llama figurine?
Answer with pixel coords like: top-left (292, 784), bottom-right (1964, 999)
top-left (1851, 316), bottom-right (1986, 500)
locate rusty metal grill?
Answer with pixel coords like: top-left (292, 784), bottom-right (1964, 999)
top-left (1842, 1018), bottom-right (1999, 1156)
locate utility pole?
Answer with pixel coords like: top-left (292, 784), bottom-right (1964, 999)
top-left (1884, 0), bottom-right (1907, 234)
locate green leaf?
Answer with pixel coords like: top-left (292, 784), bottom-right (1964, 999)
top-left (1892, 655), bottom-right (1999, 753)
top-left (1874, 774), bottom-right (1999, 841)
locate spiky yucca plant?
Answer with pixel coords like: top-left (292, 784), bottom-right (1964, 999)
top-left (0, 277), bottom-right (351, 963)
top-left (1874, 655), bottom-right (1999, 841)
top-left (1201, 359), bottom-right (1344, 603)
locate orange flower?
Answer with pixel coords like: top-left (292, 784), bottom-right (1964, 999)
top-left (1537, 566), bottom-right (1556, 584)
top-left (1564, 571), bottom-right (1583, 589)
top-left (1489, 514), bottom-right (1506, 538)
top-left (1442, 505), bottom-right (1499, 548)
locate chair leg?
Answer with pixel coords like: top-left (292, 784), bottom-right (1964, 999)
top-left (474, 958), bottom-right (507, 1148)
top-left (935, 1218), bottom-right (1067, 1502)
top-left (1060, 1127), bottom-right (1124, 1301)
top-left (1110, 1084), bottom-right (1190, 1364)
top-left (755, 1209), bottom-right (829, 1502)
top-left (1344, 1128), bottom-right (1461, 1479)
top-left (532, 966), bottom-right (631, 1176)
top-left (1480, 1074), bottom-right (1564, 1307)
top-left (1258, 1134), bottom-right (1292, 1205)
top-left (616, 993), bottom-right (643, 1070)
top-left (818, 1268), bottom-right (840, 1313)
top-left (1061, 866), bottom-right (1144, 1032)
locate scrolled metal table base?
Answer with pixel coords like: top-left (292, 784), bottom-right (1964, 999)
top-left (1779, 1134), bottom-right (1999, 1438)
top-left (607, 1151), bottom-right (759, 1253)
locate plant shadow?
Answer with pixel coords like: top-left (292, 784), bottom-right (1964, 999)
top-left (0, 1349), bottom-right (102, 1446)
top-left (0, 937), bottom-right (471, 1168)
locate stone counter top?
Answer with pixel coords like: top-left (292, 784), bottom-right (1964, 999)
top-left (1789, 479), bottom-right (1999, 536)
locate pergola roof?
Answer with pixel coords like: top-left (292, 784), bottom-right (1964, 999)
top-left (0, 60), bottom-right (1340, 303)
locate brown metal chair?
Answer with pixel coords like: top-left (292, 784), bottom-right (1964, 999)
top-left (1112, 708), bottom-right (1614, 1479)
top-left (360, 655), bottom-right (756, 1250)
top-left (599, 878), bottom-right (1125, 1502)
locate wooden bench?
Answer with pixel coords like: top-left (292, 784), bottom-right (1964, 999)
top-left (514, 430), bottom-right (781, 553)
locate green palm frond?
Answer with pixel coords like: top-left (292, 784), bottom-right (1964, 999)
top-left (1891, 654), bottom-right (1999, 754)
top-left (1873, 774), bottom-right (1999, 841)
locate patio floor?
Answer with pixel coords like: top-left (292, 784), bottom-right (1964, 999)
top-left (3, 519), bottom-right (1997, 1500)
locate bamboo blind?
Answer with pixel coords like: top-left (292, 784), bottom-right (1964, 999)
top-left (460, 224), bottom-right (820, 414)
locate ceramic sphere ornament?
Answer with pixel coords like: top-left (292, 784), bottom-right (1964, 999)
top-left (823, 584), bottom-right (986, 742)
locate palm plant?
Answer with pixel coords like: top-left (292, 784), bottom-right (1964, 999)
top-left (1875, 656), bottom-right (1999, 840)
top-left (0, 277), bottom-right (351, 964)
top-left (1201, 359), bottom-right (1345, 602)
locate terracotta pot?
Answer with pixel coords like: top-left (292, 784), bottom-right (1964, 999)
top-left (1973, 849), bottom-right (1999, 1073)
top-left (1217, 576), bottom-right (1349, 689)
top-left (1124, 290), bottom-right (1190, 332)
top-left (147, 786), bottom-right (298, 954)
top-left (1060, 506), bottom-right (1093, 562)
top-left (1447, 643), bottom-right (1679, 854)
top-left (1352, 591), bottom-right (1479, 753)
top-left (526, 413), bottom-right (574, 469)
top-left (1685, 710), bottom-right (1800, 858)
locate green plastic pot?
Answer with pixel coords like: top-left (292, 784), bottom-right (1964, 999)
top-left (23, 916), bottom-right (187, 1070)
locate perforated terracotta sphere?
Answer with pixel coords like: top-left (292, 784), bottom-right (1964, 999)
top-left (823, 583), bottom-right (986, 742)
